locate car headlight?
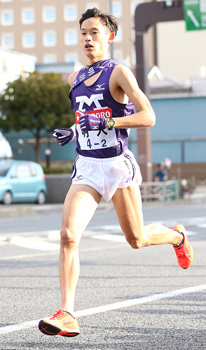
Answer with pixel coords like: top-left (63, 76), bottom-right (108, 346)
top-left (0, 180), bottom-right (6, 185)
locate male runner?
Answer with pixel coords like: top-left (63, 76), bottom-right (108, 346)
top-left (39, 8), bottom-right (193, 337)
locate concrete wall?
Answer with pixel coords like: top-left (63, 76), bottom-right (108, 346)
top-left (45, 174), bottom-right (72, 203)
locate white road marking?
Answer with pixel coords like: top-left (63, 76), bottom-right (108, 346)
top-left (90, 225), bottom-right (198, 237)
top-left (14, 240), bottom-right (60, 251)
top-left (198, 223), bottom-right (206, 228)
top-left (0, 284), bottom-right (206, 335)
top-left (0, 244), bottom-right (125, 261)
top-left (0, 236), bottom-right (7, 242)
top-left (1, 227), bottom-right (197, 253)
top-left (92, 234), bottom-right (126, 243)
top-left (183, 230), bottom-right (196, 236)
top-left (91, 231), bottom-right (196, 244)
top-left (2, 216), bottom-right (204, 250)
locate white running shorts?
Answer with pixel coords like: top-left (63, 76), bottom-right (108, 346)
top-left (71, 150), bottom-right (142, 201)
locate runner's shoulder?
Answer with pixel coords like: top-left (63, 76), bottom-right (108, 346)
top-left (111, 64), bottom-right (135, 88)
top-left (68, 71), bottom-right (79, 87)
top-left (113, 64), bottom-right (134, 78)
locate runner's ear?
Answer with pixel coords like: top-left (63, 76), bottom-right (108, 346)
top-left (108, 32), bottom-right (115, 44)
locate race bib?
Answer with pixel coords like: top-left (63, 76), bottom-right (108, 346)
top-left (75, 108), bottom-right (118, 151)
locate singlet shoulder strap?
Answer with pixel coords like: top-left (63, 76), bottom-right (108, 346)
top-left (69, 60), bottom-right (114, 99)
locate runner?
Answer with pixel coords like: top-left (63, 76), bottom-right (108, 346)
top-left (39, 8), bottom-right (193, 337)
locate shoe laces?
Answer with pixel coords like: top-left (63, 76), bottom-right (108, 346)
top-left (50, 310), bottom-right (66, 320)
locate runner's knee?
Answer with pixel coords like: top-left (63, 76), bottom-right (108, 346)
top-left (60, 226), bottom-right (79, 248)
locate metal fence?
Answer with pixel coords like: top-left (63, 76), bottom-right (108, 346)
top-left (140, 180), bottom-right (180, 202)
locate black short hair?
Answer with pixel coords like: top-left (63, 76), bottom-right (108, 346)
top-left (79, 8), bottom-right (118, 35)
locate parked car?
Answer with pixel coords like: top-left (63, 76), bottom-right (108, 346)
top-left (0, 160), bottom-right (47, 205)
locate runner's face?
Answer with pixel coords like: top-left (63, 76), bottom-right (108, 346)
top-left (80, 17), bottom-right (112, 62)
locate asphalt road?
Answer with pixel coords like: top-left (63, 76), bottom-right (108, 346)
top-left (0, 198), bottom-right (206, 350)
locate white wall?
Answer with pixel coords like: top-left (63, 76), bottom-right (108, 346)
top-left (157, 21), bottom-right (206, 82)
top-left (0, 48), bottom-right (36, 92)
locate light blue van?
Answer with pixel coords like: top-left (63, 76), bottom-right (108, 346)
top-left (0, 160), bottom-right (47, 204)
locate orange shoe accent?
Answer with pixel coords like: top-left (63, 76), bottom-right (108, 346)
top-left (38, 309), bottom-right (80, 337)
top-left (173, 224), bottom-right (193, 269)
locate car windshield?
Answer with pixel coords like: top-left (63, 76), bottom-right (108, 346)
top-left (0, 163), bottom-right (12, 176)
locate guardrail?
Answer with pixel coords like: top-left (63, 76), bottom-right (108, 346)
top-left (140, 180), bottom-right (180, 201)
top-left (45, 175), bottom-right (180, 204)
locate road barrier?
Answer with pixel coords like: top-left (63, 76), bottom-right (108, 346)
top-left (140, 180), bottom-right (180, 202)
top-left (45, 175), bottom-right (180, 203)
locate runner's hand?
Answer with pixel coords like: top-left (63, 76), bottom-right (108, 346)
top-left (53, 128), bottom-right (74, 146)
top-left (79, 112), bottom-right (106, 132)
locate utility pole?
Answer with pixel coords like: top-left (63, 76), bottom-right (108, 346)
top-left (135, 0), bottom-right (183, 182)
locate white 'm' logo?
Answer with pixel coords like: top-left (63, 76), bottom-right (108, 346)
top-left (95, 83), bottom-right (105, 91)
top-left (76, 94), bottom-right (104, 111)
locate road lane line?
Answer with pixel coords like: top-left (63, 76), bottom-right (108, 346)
top-left (92, 234), bottom-right (126, 243)
top-left (0, 244), bottom-right (125, 261)
top-left (1, 284), bottom-right (206, 335)
top-left (14, 240), bottom-right (60, 251)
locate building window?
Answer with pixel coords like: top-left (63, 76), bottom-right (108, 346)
top-left (111, 1), bottom-right (122, 18)
top-left (64, 29), bottom-right (77, 46)
top-left (42, 6), bottom-right (56, 23)
top-left (22, 8), bottom-right (35, 24)
top-left (115, 25), bottom-right (122, 42)
top-left (1, 10), bottom-right (13, 26)
top-left (64, 5), bottom-right (77, 22)
top-left (43, 54), bottom-right (57, 63)
top-left (22, 32), bottom-right (35, 48)
top-left (43, 31), bottom-right (56, 47)
top-left (1, 33), bottom-right (14, 48)
top-left (65, 52), bottom-right (78, 63)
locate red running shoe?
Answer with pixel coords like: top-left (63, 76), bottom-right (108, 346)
top-left (173, 224), bottom-right (193, 269)
top-left (38, 309), bottom-right (80, 337)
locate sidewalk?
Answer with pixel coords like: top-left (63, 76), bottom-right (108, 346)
top-left (183, 185), bottom-right (206, 202)
top-left (0, 200), bottom-right (112, 219)
top-left (0, 186), bottom-right (206, 219)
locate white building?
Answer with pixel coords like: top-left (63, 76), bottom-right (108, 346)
top-left (0, 47), bottom-right (36, 92)
top-left (0, 132), bottom-right (13, 158)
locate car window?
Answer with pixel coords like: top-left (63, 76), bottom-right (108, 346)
top-left (16, 164), bottom-right (32, 178)
top-left (30, 164), bottom-right (37, 176)
top-left (0, 164), bottom-right (12, 176)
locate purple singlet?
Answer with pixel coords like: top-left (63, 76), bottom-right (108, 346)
top-left (69, 60), bottom-right (135, 158)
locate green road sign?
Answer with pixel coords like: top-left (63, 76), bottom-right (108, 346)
top-left (183, 0), bottom-right (206, 31)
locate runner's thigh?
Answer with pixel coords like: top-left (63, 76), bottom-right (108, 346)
top-left (112, 179), bottom-right (144, 241)
top-left (62, 184), bottom-right (102, 238)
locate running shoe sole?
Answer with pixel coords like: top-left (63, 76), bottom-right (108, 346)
top-left (38, 320), bottom-right (80, 337)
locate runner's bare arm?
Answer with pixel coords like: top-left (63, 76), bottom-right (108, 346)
top-left (67, 71), bottom-right (80, 132)
top-left (109, 65), bottom-right (156, 129)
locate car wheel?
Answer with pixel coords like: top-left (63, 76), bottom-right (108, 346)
top-left (3, 191), bottom-right (13, 205)
top-left (37, 191), bottom-right (46, 205)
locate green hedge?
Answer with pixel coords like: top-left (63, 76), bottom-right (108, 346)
top-left (43, 166), bottom-right (72, 174)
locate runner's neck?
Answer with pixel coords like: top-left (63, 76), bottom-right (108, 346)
top-left (86, 59), bottom-right (109, 68)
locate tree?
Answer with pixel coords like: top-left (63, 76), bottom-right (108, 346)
top-left (0, 71), bottom-right (74, 162)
